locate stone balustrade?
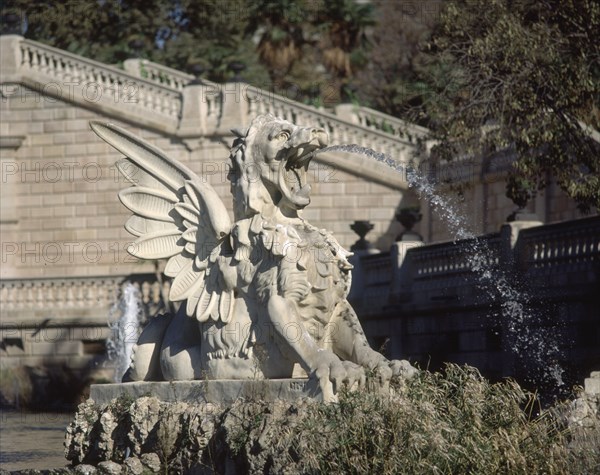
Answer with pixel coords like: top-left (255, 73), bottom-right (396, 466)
top-left (0, 274), bottom-right (167, 318)
top-left (519, 216), bottom-right (599, 273)
top-left (1, 36), bottom-right (430, 190)
top-left (0, 273), bottom-right (169, 373)
top-left (120, 56), bottom-right (429, 149)
top-left (350, 105), bottom-right (429, 145)
top-left (4, 36), bottom-right (426, 153)
top-left (15, 39), bottom-right (182, 128)
top-left (1, 276), bottom-right (119, 312)
top-left (245, 86), bottom-right (416, 164)
top-left (354, 216), bottom-right (599, 314)
top-left (124, 58), bottom-right (194, 90)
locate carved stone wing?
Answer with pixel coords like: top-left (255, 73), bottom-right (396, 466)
top-left (90, 121), bottom-right (235, 323)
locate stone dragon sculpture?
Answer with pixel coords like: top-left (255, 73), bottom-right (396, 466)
top-left (91, 114), bottom-right (415, 399)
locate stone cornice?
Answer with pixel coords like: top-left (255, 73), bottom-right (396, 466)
top-left (0, 135), bottom-right (25, 149)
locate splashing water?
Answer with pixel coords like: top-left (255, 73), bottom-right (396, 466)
top-left (106, 283), bottom-right (142, 382)
top-left (316, 144), bottom-right (565, 389)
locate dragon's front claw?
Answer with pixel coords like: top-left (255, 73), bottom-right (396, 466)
top-left (313, 353), bottom-right (365, 402)
top-left (389, 359), bottom-right (418, 379)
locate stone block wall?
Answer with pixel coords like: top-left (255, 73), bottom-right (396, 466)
top-left (0, 85), bottom-right (408, 280)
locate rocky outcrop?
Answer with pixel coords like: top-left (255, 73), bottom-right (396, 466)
top-left (65, 394), bottom-right (329, 473)
top-left (65, 395), bottom-right (226, 472)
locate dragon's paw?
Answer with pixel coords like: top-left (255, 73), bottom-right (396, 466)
top-left (312, 353), bottom-right (365, 400)
top-left (388, 359), bottom-right (418, 379)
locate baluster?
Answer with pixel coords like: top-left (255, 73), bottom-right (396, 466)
top-left (142, 281), bottom-right (151, 304)
top-left (40, 52), bottom-right (48, 73)
top-left (62, 60), bottom-right (70, 81)
top-left (54, 55), bottom-right (63, 79)
top-left (31, 50), bottom-right (40, 69)
top-left (65, 282), bottom-right (75, 307)
top-left (111, 279), bottom-right (121, 306)
top-left (35, 282), bottom-right (44, 309)
top-left (25, 282), bottom-right (34, 309)
top-left (20, 46), bottom-right (28, 68)
top-left (84, 281), bottom-right (94, 308)
top-left (1, 284), bottom-right (13, 311)
top-left (10, 283), bottom-right (20, 310)
top-left (151, 282), bottom-right (161, 305)
top-left (75, 281), bottom-right (84, 307)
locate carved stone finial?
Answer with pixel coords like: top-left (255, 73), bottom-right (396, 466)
top-left (350, 220), bottom-right (375, 252)
top-left (188, 63), bottom-right (206, 85)
top-left (0, 13), bottom-right (21, 35)
top-left (396, 207), bottom-right (423, 241)
top-left (227, 61), bottom-right (246, 83)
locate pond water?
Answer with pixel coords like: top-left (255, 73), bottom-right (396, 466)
top-left (0, 411), bottom-right (73, 471)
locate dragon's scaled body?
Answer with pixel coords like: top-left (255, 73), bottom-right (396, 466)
top-left (91, 114), bottom-right (415, 398)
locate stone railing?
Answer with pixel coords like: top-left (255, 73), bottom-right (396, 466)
top-left (0, 274), bottom-right (168, 318)
top-left (518, 215), bottom-right (600, 282)
top-left (0, 37), bottom-right (182, 132)
top-left (1, 276), bottom-right (120, 312)
top-left (115, 55), bottom-right (428, 157)
top-left (352, 215), bottom-right (599, 314)
top-left (350, 106), bottom-right (429, 145)
top-left (410, 233), bottom-right (501, 280)
top-left (19, 40), bottom-right (182, 119)
top-left (124, 58), bottom-right (194, 91)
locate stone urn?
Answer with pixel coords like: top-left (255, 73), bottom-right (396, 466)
top-left (396, 207), bottom-right (423, 241)
top-left (350, 220), bottom-right (376, 252)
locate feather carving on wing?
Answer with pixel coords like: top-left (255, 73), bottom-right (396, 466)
top-left (90, 122), bottom-right (235, 323)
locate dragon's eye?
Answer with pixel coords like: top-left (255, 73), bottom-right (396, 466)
top-left (276, 131), bottom-right (290, 141)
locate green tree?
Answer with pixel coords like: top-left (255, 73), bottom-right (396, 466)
top-left (245, 0), bottom-right (374, 104)
top-left (1, 0), bottom-right (266, 83)
top-left (421, 0), bottom-right (600, 211)
top-left (354, 0), bottom-right (439, 119)
top-left (315, 0), bottom-right (374, 101)
top-left (2, 0), bottom-right (177, 65)
top-left (3, 1), bottom-right (374, 103)
top-left (160, 0), bottom-right (268, 84)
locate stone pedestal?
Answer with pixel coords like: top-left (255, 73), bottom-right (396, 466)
top-left (90, 378), bottom-right (323, 406)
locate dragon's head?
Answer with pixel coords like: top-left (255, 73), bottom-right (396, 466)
top-left (228, 114), bottom-right (328, 219)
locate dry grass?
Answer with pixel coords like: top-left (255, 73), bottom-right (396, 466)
top-left (225, 364), bottom-right (599, 474)
top-left (0, 367), bottom-right (33, 408)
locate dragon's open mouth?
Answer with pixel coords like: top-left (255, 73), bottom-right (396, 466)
top-left (279, 140), bottom-right (326, 208)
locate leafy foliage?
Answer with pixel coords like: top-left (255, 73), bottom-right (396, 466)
top-left (2, 0), bottom-right (374, 101)
top-left (354, 0), bottom-right (440, 123)
top-left (2, 0), bottom-right (177, 65)
top-left (66, 365), bottom-right (600, 473)
top-left (421, 0), bottom-right (600, 210)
